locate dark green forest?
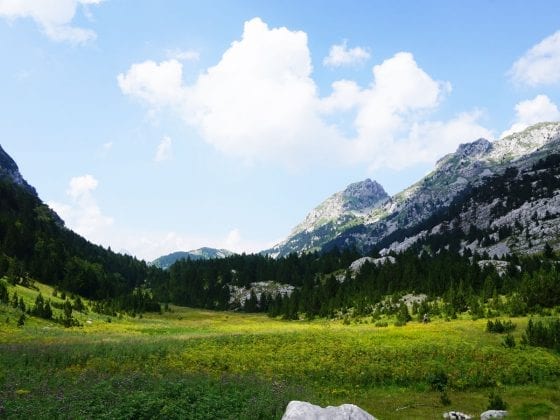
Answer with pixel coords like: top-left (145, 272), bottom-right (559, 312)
top-left (0, 177), bottom-right (162, 314)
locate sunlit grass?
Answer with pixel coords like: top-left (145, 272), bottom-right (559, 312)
top-left (1, 281), bottom-right (560, 418)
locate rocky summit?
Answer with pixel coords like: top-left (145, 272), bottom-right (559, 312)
top-left (264, 179), bottom-right (388, 258)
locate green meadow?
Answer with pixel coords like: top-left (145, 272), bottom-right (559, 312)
top-left (1, 281), bottom-right (560, 419)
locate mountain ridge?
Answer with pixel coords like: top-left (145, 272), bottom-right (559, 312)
top-left (151, 247), bottom-right (235, 269)
top-left (267, 122), bottom-right (560, 257)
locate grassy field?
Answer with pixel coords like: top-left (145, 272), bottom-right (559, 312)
top-left (1, 281), bottom-right (560, 419)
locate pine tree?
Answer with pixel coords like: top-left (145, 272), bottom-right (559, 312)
top-left (11, 291), bottom-right (18, 308)
top-left (0, 281), bottom-right (8, 304)
top-left (17, 313), bottom-right (25, 327)
top-left (18, 297), bottom-right (25, 312)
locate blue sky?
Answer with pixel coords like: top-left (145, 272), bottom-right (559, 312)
top-left (1, 0), bottom-right (560, 260)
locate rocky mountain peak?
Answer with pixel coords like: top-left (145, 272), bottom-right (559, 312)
top-left (264, 178), bottom-right (389, 257)
top-left (0, 144), bottom-right (36, 195)
top-left (341, 179), bottom-right (388, 212)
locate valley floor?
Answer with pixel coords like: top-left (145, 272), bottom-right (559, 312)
top-left (1, 284), bottom-right (560, 419)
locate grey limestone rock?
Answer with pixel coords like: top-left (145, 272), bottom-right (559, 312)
top-left (282, 400), bottom-right (376, 420)
top-left (480, 410), bottom-right (507, 419)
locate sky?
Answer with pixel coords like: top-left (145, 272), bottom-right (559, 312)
top-left (1, 0), bottom-right (560, 261)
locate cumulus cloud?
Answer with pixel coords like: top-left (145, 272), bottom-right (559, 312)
top-left (510, 30), bottom-right (560, 86)
top-left (154, 136), bottom-right (172, 163)
top-left (119, 17), bottom-right (490, 170)
top-left (0, 0), bottom-right (104, 44)
top-left (500, 94), bottom-right (560, 138)
top-left (117, 59), bottom-right (186, 109)
top-left (323, 40), bottom-right (370, 67)
top-left (48, 174), bottom-right (113, 240)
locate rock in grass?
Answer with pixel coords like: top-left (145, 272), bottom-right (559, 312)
top-left (282, 400), bottom-right (376, 420)
top-left (443, 412), bottom-right (472, 419)
top-left (480, 410), bottom-right (507, 419)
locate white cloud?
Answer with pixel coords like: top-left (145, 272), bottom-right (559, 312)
top-left (166, 48), bottom-right (200, 62)
top-left (323, 40), bottom-right (370, 67)
top-left (500, 94), bottom-right (560, 138)
top-left (154, 136), bottom-right (172, 163)
top-left (117, 59), bottom-right (186, 109)
top-left (119, 17), bottom-right (491, 171)
top-left (510, 30), bottom-right (560, 86)
top-left (67, 173), bottom-right (98, 198)
top-left (49, 174), bottom-right (113, 240)
top-left (0, 0), bottom-right (103, 44)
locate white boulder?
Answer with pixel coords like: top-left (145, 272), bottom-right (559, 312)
top-left (480, 410), bottom-right (507, 419)
top-left (282, 401), bottom-right (376, 420)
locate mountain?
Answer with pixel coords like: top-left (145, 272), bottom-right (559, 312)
top-left (267, 122), bottom-right (560, 258)
top-left (265, 179), bottom-right (388, 258)
top-left (152, 247), bottom-right (235, 269)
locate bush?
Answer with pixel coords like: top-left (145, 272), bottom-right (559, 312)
top-left (396, 303), bottom-right (411, 325)
top-left (440, 390), bottom-right (452, 406)
top-left (487, 390), bottom-right (507, 410)
top-left (523, 318), bottom-right (560, 351)
top-left (374, 321), bottom-right (388, 327)
top-left (428, 369), bottom-right (449, 392)
top-left (502, 333), bottom-right (516, 348)
top-left (486, 319), bottom-right (516, 334)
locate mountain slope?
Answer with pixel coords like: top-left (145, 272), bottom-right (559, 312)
top-left (265, 179), bottom-right (388, 257)
top-left (152, 247), bottom-right (235, 269)
top-left (329, 122), bottom-right (560, 255)
top-left (377, 151), bottom-right (560, 257)
top-left (0, 144), bottom-right (162, 311)
top-left (267, 122), bottom-right (560, 257)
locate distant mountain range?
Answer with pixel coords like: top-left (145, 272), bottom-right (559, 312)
top-left (264, 122), bottom-right (560, 258)
top-left (151, 247), bottom-right (235, 269)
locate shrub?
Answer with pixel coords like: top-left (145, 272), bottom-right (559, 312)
top-left (502, 333), bottom-right (516, 348)
top-left (396, 303), bottom-right (411, 325)
top-left (522, 318), bottom-right (560, 351)
top-left (428, 369), bottom-right (448, 392)
top-left (487, 390), bottom-right (507, 410)
top-left (440, 390), bottom-right (452, 406)
top-left (486, 319), bottom-right (516, 334)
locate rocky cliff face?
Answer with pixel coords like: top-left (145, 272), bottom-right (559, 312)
top-left (0, 144), bottom-right (36, 195)
top-left (265, 179), bottom-right (388, 257)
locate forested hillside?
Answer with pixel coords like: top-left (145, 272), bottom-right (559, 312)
top-left (0, 158), bottom-right (162, 314)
